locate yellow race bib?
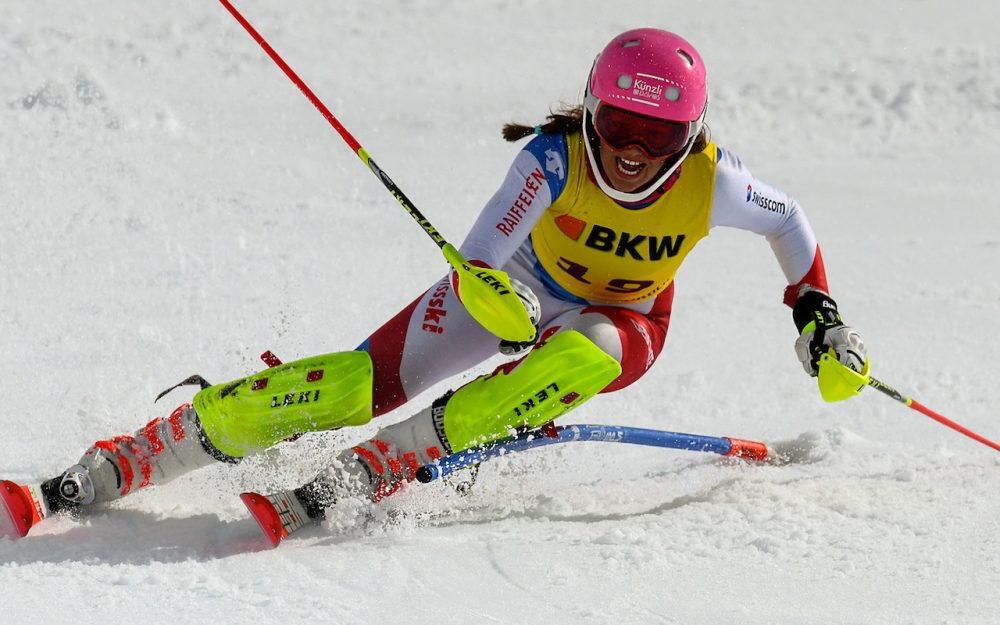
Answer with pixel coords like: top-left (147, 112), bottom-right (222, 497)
top-left (531, 134), bottom-right (717, 303)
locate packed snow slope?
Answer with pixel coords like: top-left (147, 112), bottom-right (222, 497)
top-left (2, 1), bottom-right (999, 623)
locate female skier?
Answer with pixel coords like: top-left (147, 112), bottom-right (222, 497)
top-left (2, 28), bottom-right (868, 544)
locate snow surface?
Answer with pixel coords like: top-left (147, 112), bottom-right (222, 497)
top-left (2, 1), bottom-right (999, 623)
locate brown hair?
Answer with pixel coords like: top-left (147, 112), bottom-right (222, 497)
top-left (501, 103), bottom-right (711, 153)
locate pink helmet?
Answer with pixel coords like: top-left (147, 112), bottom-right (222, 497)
top-left (583, 28), bottom-right (709, 202)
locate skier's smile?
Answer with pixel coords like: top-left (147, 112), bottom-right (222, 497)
top-left (598, 141), bottom-right (668, 193)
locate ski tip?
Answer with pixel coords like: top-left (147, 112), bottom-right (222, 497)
top-left (1, 480), bottom-right (35, 540)
top-left (240, 492), bottom-right (286, 548)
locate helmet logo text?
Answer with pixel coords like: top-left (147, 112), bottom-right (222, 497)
top-left (632, 79), bottom-right (663, 101)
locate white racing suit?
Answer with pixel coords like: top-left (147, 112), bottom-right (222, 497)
top-left (55, 132), bottom-right (829, 526)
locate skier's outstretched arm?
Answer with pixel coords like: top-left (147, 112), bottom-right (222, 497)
top-left (710, 146), bottom-right (869, 397)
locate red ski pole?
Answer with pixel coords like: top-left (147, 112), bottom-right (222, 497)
top-left (215, 0), bottom-right (535, 343)
top-left (868, 376), bottom-right (1000, 453)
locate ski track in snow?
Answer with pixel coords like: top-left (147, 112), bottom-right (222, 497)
top-left (2, 1), bottom-right (999, 624)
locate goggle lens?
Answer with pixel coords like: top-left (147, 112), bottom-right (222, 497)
top-left (593, 104), bottom-right (691, 158)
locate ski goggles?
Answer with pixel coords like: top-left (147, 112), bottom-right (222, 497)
top-left (591, 102), bottom-right (693, 159)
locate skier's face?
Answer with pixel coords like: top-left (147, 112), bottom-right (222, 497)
top-left (598, 140), bottom-right (668, 193)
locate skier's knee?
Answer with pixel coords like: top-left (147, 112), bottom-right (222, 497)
top-left (559, 309), bottom-right (665, 394)
top-left (443, 330), bottom-right (621, 452)
top-left (557, 313), bottom-right (626, 364)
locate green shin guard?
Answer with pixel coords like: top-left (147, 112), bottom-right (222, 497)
top-left (193, 351), bottom-right (374, 458)
top-left (442, 330), bottom-right (622, 452)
